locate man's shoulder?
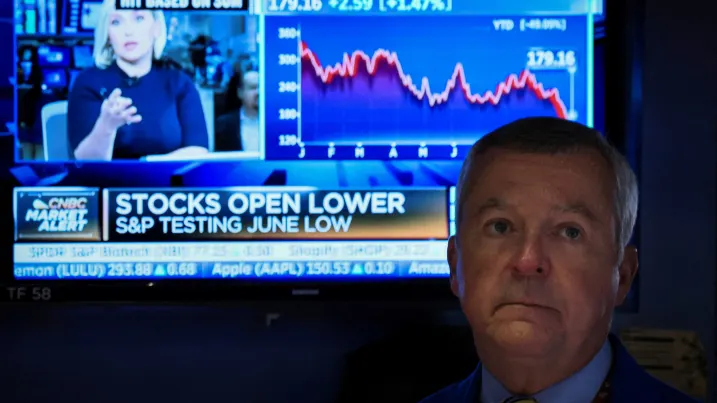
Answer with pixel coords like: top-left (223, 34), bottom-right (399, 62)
top-left (643, 373), bottom-right (700, 403)
top-left (611, 334), bottom-right (700, 403)
top-left (418, 385), bottom-right (461, 403)
top-left (216, 111), bottom-right (240, 128)
top-left (662, 387), bottom-right (700, 403)
top-left (418, 373), bottom-right (476, 403)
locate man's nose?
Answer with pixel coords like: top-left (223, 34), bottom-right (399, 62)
top-left (511, 233), bottom-right (549, 277)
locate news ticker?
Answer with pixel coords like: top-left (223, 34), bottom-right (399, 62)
top-left (14, 187), bottom-right (453, 242)
top-left (13, 241), bottom-right (449, 279)
top-left (116, 0), bottom-right (249, 11)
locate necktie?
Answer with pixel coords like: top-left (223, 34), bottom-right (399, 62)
top-left (502, 398), bottom-right (538, 403)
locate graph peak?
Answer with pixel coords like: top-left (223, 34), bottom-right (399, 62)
top-left (300, 41), bottom-right (568, 118)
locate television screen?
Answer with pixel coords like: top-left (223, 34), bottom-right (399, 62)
top-left (10, 0), bottom-right (608, 293)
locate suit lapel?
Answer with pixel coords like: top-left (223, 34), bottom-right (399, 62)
top-left (608, 334), bottom-right (662, 403)
top-left (462, 364), bottom-right (482, 402)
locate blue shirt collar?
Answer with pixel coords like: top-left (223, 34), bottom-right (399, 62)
top-left (480, 340), bottom-right (613, 403)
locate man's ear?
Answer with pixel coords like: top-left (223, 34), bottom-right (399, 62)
top-left (615, 245), bottom-right (638, 306)
top-left (448, 235), bottom-right (459, 297)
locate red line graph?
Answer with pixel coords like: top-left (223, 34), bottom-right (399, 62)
top-left (300, 41), bottom-right (568, 119)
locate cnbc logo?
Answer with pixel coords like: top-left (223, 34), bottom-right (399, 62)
top-left (25, 196), bottom-right (90, 232)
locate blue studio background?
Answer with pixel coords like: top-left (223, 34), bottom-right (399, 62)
top-left (0, 0), bottom-right (716, 403)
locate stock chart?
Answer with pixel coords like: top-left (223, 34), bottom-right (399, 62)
top-left (264, 15), bottom-right (589, 160)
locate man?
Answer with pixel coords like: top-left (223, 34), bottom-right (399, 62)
top-left (215, 69), bottom-right (260, 152)
top-left (420, 117), bottom-right (696, 403)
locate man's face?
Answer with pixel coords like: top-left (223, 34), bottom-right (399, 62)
top-left (239, 71), bottom-right (259, 110)
top-left (448, 149), bottom-right (637, 358)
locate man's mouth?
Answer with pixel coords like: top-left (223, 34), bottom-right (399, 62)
top-left (495, 301), bottom-right (556, 313)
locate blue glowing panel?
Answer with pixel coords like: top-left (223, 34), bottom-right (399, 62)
top-left (264, 15), bottom-right (589, 160)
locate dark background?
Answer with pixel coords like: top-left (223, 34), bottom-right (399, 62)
top-left (1, 0), bottom-right (716, 402)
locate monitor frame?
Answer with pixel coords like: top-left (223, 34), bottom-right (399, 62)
top-left (1, 0), bottom-right (645, 306)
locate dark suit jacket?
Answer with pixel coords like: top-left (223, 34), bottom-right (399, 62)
top-left (214, 111), bottom-right (243, 152)
top-left (419, 334), bottom-right (698, 403)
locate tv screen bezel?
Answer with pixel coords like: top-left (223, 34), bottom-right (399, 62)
top-left (1, 0), bottom-right (643, 306)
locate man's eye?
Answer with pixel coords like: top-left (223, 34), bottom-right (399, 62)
top-left (561, 226), bottom-right (582, 240)
top-left (488, 221), bottom-right (510, 235)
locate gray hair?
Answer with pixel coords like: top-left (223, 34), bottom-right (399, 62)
top-left (93, 0), bottom-right (167, 69)
top-left (456, 117), bottom-right (639, 251)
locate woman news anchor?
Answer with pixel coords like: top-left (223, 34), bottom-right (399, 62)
top-left (68, 0), bottom-right (209, 160)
